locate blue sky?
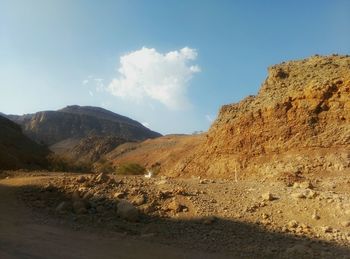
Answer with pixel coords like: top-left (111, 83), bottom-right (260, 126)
top-left (1, 0), bottom-right (349, 134)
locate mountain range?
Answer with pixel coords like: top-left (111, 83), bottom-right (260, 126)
top-left (1, 105), bottom-right (161, 168)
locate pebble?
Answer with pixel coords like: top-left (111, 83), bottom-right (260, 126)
top-left (262, 192), bottom-right (275, 201)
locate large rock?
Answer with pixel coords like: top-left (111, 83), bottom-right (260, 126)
top-left (117, 200), bottom-right (139, 222)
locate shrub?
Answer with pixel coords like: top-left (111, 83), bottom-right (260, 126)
top-left (95, 159), bottom-right (114, 174)
top-left (115, 163), bottom-right (145, 175)
top-left (47, 154), bottom-right (92, 172)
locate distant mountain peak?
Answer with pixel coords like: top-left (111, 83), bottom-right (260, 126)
top-left (5, 105), bottom-right (161, 147)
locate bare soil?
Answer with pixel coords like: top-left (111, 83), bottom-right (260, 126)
top-left (1, 170), bottom-right (349, 258)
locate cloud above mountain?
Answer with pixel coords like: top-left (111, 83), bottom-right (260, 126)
top-left (107, 47), bottom-right (200, 110)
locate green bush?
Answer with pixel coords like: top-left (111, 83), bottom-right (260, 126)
top-left (115, 163), bottom-right (145, 175)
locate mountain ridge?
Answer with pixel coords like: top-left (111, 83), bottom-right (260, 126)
top-left (3, 105), bottom-right (161, 164)
top-left (5, 105), bottom-right (161, 146)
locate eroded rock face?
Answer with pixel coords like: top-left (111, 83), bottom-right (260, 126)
top-left (179, 55), bottom-right (350, 177)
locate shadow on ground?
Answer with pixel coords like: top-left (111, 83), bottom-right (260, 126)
top-left (8, 182), bottom-right (349, 259)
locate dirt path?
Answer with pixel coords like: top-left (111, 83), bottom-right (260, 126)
top-left (0, 177), bottom-right (219, 259)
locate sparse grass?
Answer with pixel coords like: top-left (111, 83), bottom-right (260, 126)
top-left (115, 163), bottom-right (145, 175)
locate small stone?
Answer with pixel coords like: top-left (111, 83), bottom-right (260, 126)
top-left (117, 200), bottom-right (139, 222)
top-left (113, 192), bottom-right (125, 199)
top-left (139, 203), bottom-right (155, 214)
top-left (43, 183), bottom-right (55, 192)
top-left (131, 194), bottom-right (146, 206)
top-left (262, 213), bottom-right (269, 219)
top-left (341, 221), bottom-right (350, 227)
top-left (95, 173), bottom-right (109, 183)
top-left (262, 192), bottom-right (275, 201)
top-left (292, 182), bottom-right (300, 188)
top-left (312, 210), bottom-right (320, 220)
top-left (299, 181), bottom-right (313, 189)
top-left (156, 179), bottom-right (168, 185)
top-left (108, 178), bottom-right (116, 185)
top-left (304, 189), bottom-right (317, 199)
top-left (291, 192), bottom-right (305, 199)
top-left (288, 220), bottom-right (298, 228)
top-left (76, 176), bottom-right (86, 183)
top-left (167, 199), bottom-right (186, 213)
top-left (321, 226), bottom-right (333, 233)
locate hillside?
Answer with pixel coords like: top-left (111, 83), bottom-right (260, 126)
top-left (172, 54), bottom-right (350, 178)
top-left (104, 134), bottom-right (205, 174)
top-left (103, 55), bottom-right (350, 178)
top-left (5, 105), bottom-right (161, 162)
top-left (0, 115), bottom-right (49, 169)
top-left (7, 105), bottom-right (161, 146)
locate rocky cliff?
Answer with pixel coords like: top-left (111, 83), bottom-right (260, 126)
top-left (176, 55), bottom-right (350, 178)
top-left (0, 115), bottom-right (49, 169)
top-left (7, 105), bottom-right (161, 148)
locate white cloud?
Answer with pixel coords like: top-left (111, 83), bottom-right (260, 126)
top-left (107, 47), bottom-right (200, 110)
top-left (82, 79), bottom-right (89, 85)
top-left (88, 90), bottom-right (94, 97)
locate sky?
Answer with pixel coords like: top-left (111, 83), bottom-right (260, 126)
top-left (1, 0), bottom-right (349, 134)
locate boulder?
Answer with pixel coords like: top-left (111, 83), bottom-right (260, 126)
top-left (117, 200), bottom-right (139, 222)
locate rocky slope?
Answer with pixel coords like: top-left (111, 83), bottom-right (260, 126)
top-left (7, 105), bottom-right (161, 146)
top-left (5, 106), bottom-right (161, 162)
top-left (61, 135), bottom-right (127, 163)
top-left (105, 134), bottom-right (205, 173)
top-left (173, 55), bottom-right (350, 178)
top-left (0, 115), bottom-right (49, 169)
